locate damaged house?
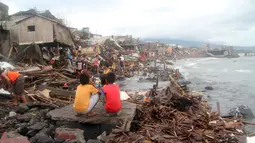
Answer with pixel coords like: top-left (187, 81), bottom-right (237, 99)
top-left (115, 35), bottom-right (140, 55)
top-left (10, 14), bottom-right (74, 47)
top-left (143, 42), bottom-right (168, 59)
top-left (7, 13), bottom-right (75, 64)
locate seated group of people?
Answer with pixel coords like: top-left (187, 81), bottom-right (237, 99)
top-left (73, 70), bottom-right (121, 117)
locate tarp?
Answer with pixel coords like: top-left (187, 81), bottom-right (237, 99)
top-left (0, 62), bottom-right (14, 70)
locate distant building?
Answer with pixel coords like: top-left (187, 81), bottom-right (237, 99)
top-left (115, 35), bottom-right (140, 51)
top-left (143, 42), bottom-right (168, 58)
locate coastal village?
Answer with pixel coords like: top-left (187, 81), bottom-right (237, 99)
top-left (0, 2), bottom-right (251, 143)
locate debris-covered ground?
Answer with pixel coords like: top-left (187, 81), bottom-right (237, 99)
top-left (105, 80), bottom-right (245, 143)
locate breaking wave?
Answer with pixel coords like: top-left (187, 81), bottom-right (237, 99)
top-left (184, 62), bottom-right (197, 68)
top-left (197, 57), bottom-right (218, 62)
top-left (235, 69), bottom-right (253, 73)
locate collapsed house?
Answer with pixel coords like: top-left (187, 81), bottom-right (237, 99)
top-left (143, 42), bottom-right (169, 59)
top-left (115, 35), bottom-right (140, 54)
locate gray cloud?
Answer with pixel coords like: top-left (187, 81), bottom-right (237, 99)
top-left (2, 0), bottom-right (255, 46)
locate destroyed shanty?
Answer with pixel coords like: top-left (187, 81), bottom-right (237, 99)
top-left (0, 3), bottom-right (248, 143)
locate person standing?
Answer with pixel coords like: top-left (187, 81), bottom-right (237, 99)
top-left (93, 55), bottom-right (100, 74)
top-left (1, 69), bottom-right (27, 105)
top-left (119, 55), bottom-right (125, 75)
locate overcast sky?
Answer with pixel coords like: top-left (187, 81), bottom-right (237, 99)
top-left (2, 0), bottom-right (255, 46)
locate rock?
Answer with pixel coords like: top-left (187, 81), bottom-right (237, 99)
top-left (9, 111), bottom-right (17, 117)
top-left (15, 123), bottom-right (28, 128)
top-left (26, 130), bottom-right (38, 138)
top-left (18, 126), bottom-right (29, 136)
top-left (30, 133), bottom-right (54, 143)
top-left (29, 108), bottom-right (39, 112)
top-left (18, 113), bottom-right (32, 122)
top-left (5, 131), bottom-right (24, 138)
top-left (87, 139), bottom-right (102, 143)
top-left (229, 105), bottom-right (255, 119)
top-left (205, 86), bottom-right (213, 90)
top-left (29, 122), bottom-right (47, 131)
top-left (16, 104), bottom-right (29, 114)
top-left (55, 128), bottom-right (85, 143)
top-left (54, 139), bottom-right (65, 143)
top-left (97, 131), bottom-right (106, 142)
top-left (39, 125), bottom-right (55, 136)
top-left (0, 131), bottom-right (30, 143)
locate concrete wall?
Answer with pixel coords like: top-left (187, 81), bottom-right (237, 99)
top-left (13, 16), bottom-right (54, 45)
top-left (0, 30), bottom-right (10, 56)
top-left (54, 23), bottom-right (74, 47)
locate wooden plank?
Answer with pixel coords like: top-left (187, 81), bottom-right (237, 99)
top-left (45, 86), bottom-right (75, 97)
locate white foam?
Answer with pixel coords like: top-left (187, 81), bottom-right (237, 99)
top-left (197, 57), bottom-right (218, 62)
top-left (184, 62), bottom-right (197, 68)
top-left (235, 69), bottom-right (252, 73)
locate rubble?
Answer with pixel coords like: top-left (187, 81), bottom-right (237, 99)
top-left (0, 3), bottom-right (248, 142)
top-left (105, 81), bottom-right (245, 143)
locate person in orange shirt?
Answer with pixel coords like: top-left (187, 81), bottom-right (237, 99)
top-left (73, 71), bottom-right (100, 117)
top-left (1, 69), bottom-right (27, 105)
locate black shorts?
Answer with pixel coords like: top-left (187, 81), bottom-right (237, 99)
top-left (13, 75), bottom-right (24, 95)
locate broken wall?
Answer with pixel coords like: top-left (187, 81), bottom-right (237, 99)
top-left (0, 29), bottom-right (10, 57)
top-left (54, 24), bottom-right (74, 47)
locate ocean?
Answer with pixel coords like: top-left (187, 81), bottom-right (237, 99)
top-left (120, 54), bottom-right (255, 116)
top-left (173, 54), bottom-right (255, 116)
top-left (119, 54), bottom-right (255, 133)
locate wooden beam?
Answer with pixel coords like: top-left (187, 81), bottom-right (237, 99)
top-left (44, 86), bottom-right (75, 97)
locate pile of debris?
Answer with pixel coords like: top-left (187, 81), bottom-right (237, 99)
top-left (106, 81), bottom-right (245, 143)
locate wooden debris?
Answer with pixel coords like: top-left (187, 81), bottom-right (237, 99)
top-left (105, 83), bottom-right (244, 143)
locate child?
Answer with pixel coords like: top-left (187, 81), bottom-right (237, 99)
top-left (73, 71), bottom-right (99, 117)
top-left (102, 72), bottom-right (122, 115)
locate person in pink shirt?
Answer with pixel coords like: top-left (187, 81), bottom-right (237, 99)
top-left (93, 55), bottom-right (100, 74)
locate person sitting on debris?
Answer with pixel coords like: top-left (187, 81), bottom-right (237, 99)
top-left (73, 71), bottom-right (99, 117)
top-left (102, 72), bottom-right (122, 115)
top-left (1, 69), bottom-right (27, 105)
